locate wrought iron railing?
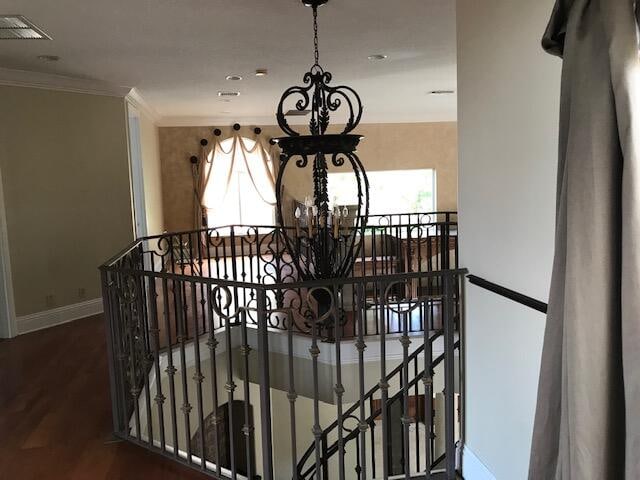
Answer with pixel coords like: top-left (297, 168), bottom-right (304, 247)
top-left (100, 212), bottom-right (464, 479)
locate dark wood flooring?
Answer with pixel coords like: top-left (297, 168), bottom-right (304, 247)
top-left (0, 315), bottom-right (208, 480)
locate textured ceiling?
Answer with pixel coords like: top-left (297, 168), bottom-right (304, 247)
top-left (0, 0), bottom-right (457, 124)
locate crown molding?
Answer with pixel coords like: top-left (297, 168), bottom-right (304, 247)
top-left (0, 67), bottom-right (131, 97)
top-left (125, 88), bottom-right (161, 124)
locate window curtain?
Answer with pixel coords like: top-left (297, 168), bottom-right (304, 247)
top-left (530, 1), bottom-right (640, 478)
top-left (192, 133), bottom-right (277, 230)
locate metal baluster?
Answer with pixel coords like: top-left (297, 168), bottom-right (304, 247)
top-left (257, 289), bottom-right (274, 479)
top-left (205, 287), bottom-right (222, 477)
top-left (240, 307), bottom-right (256, 479)
top-left (423, 297), bottom-right (433, 479)
top-left (191, 280), bottom-right (206, 471)
top-left (169, 239), bottom-right (180, 342)
top-left (309, 288), bottom-right (323, 480)
top-left (458, 275), bottom-right (467, 471)
top-left (177, 283), bottom-right (193, 464)
top-left (180, 234), bottom-right (190, 340)
top-left (400, 304), bottom-right (412, 478)
top-left (354, 435), bottom-right (362, 480)
top-left (124, 283), bottom-right (142, 442)
top-left (196, 232), bottom-right (207, 336)
top-left (370, 395), bottom-right (376, 479)
top-left (138, 270), bottom-right (155, 449)
top-left (287, 309), bottom-right (300, 480)
top-left (359, 227), bottom-right (368, 335)
top-left (379, 280), bottom-right (390, 480)
top-left (239, 233), bottom-right (248, 315)
top-left (220, 287), bottom-right (238, 479)
top-left (334, 286), bottom-right (346, 480)
top-left (101, 269), bottom-right (126, 435)
top-left (416, 226), bottom-right (424, 332)
top-left (148, 276), bottom-right (166, 452)
top-left (415, 356), bottom-right (420, 473)
top-left (230, 227), bottom-right (239, 323)
top-left (161, 278), bottom-right (180, 458)
top-left (443, 274), bottom-right (455, 478)
top-left (355, 284), bottom-right (368, 479)
top-left (372, 229), bottom-right (379, 336)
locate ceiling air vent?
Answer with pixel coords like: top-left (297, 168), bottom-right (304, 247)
top-left (218, 91), bottom-right (240, 97)
top-left (0, 15), bottom-right (51, 40)
top-left (285, 109), bottom-right (311, 116)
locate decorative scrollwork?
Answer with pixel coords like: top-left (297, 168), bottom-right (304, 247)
top-left (276, 66), bottom-right (362, 138)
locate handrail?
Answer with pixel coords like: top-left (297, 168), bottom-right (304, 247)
top-left (467, 275), bottom-right (548, 314)
top-left (101, 264), bottom-right (469, 292)
top-left (133, 212), bottom-right (459, 243)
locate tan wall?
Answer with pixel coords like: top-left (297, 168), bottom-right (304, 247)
top-left (159, 122), bottom-right (457, 233)
top-left (137, 108), bottom-right (165, 236)
top-left (0, 86), bottom-right (134, 316)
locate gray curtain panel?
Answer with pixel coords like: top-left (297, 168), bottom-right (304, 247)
top-left (529, 0), bottom-right (640, 478)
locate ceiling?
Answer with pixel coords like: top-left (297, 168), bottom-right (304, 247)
top-left (0, 0), bottom-right (457, 125)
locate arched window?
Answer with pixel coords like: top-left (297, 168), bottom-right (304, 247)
top-left (202, 136), bottom-right (276, 229)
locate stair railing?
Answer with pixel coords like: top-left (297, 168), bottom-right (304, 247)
top-left (100, 212), bottom-right (463, 480)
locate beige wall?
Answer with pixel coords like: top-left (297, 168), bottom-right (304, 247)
top-left (0, 86), bottom-right (134, 316)
top-left (458, 0), bottom-right (558, 478)
top-left (137, 108), bottom-right (165, 236)
top-left (159, 122), bottom-right (458, 232)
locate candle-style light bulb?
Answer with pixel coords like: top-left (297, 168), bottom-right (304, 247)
top-left (333, 207), bottom-right (340, 238)
top-left (295, 206), bottom-right (302, 219)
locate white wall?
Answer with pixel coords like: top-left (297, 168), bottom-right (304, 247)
top-left (457, 0), bottom-right (560, 478)
top-left (138, 110), bottom-right (164, 236)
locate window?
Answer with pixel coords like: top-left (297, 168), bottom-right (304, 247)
top-left (204, 137), bottom-right (275, 229)
top-left (328, 169), bottom-right (436, 215)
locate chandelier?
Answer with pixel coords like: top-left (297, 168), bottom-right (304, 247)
top-left (274, 0), bottom-right (369, 281)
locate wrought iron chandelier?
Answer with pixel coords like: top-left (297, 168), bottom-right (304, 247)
top-left (274, 0), bottom-right (369, 281)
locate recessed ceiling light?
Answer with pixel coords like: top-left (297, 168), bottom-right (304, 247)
top-left (428, 90), bottom-right (456, 95)
top-left (37, 54), bottom-right (59, 62)
top-left (218, 91), bottom-right (240, 97)
top-left (367, 54), bottom-right (388, 61)
top-left (225, 75), bottom-right (243, 81)
top-left (0, 15), bottom-right (51, 40)
top-left (255, 68), bottom-right (268, 77)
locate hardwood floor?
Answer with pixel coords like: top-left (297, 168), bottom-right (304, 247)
top-left (0, 315), bottom-right (208, 480)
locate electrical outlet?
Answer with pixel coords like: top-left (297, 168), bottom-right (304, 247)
top-left (45, 295), bottom-right (55, 308)
top-left (78, 287), bottom-right (86, 300)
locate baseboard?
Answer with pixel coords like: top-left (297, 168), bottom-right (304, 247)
top-left (462, 445), bottom-right (496, 480)
top-left (16, 298), bottom-right (103, 335)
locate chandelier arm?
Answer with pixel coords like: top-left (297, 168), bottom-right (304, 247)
top-left (325, 85), bottom-right (363, 134)
top-left (336, 153), bottom-right (369, 278)
top-left (275, 154), bottom-right (313, 281)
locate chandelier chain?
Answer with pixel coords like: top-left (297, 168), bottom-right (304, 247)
top-left (313, 6), bottom-right (319, 65)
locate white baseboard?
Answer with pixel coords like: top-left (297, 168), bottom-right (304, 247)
top-left (463, 445), bottom-right (497, 480)
top-left (16, 298), bottom-right (103, 335)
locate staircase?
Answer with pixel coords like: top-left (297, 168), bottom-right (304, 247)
top-left (296, 330), bottom-right (459, 480)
